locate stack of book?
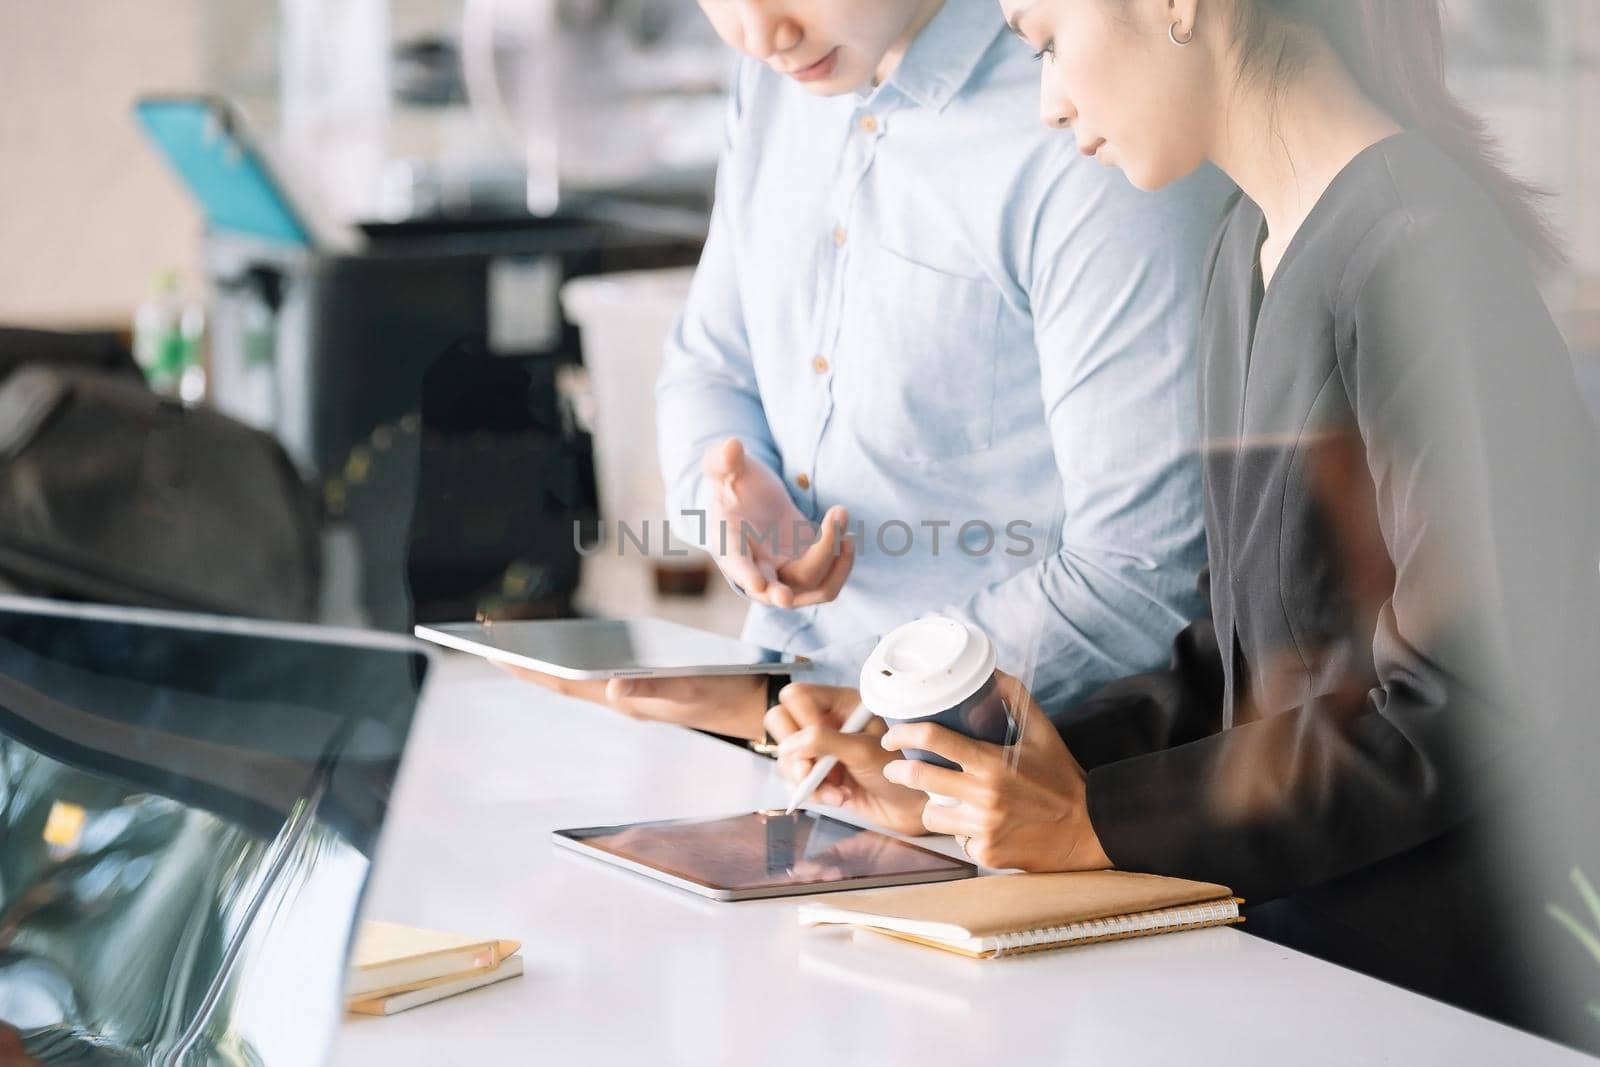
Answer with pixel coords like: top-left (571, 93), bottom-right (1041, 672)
top-left (345, 921), bottom-right (524, 1016)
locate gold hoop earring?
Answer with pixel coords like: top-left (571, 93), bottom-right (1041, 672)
top-left (1169, 21), bottom-right (1194, 46)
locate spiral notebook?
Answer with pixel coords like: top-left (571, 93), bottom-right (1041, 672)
top-left (797, 870), bottom-right (1243, 959)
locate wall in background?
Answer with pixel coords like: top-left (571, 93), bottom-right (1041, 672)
top-left (0, 0), bottom-right (1595, 340)
top-left (0, 1), bottom-right (209, 328)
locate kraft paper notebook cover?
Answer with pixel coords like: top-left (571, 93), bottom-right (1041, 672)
top-left (797, 870), bottom-right (1243, 959)
top-left (346, 921), bottom-right (521, 999)
top-left (348, 955), bottom-right (525, 1016)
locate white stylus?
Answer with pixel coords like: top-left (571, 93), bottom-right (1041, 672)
top-left (784, 702), bottom-right (875, 814)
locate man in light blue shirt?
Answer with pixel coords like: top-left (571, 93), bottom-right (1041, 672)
top-left (514, 0), bottom-right (1234, 742)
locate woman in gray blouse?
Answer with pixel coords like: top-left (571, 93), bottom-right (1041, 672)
top-left (769, 0), bottom-right (1600, 1041)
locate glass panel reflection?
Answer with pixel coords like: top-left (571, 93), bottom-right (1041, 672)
top-left (0, 599), bottom-right (428, 1065)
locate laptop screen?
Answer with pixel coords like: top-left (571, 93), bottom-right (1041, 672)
top-left (0, 597), bottom-right (430, 1065)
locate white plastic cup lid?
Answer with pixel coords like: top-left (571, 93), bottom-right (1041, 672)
top-left (859, 614), bottom-right (997, 722)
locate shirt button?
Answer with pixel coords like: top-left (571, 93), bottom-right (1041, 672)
top-left (812, 355), bottom-right (830, 375)
top-left (832, 226), bottom-right (848, 247)
top-left (796, 473), bottom-right (811, 491)
top-left (859, 114), bottom-right (879, 134)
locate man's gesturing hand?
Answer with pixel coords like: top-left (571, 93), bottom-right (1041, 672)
top-left (701, 438), bottom-right (854, 609)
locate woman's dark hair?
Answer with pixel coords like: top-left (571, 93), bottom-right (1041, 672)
top-left (1230, 0), bottom-right (1560, 263)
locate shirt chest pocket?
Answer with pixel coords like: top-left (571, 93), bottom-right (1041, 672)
top-left (834, 240), bottom-right (1002, 461)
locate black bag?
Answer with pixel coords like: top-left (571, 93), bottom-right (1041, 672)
top-left (0, 326), bottom-right (146, 383)
top-left (0, 330), bottom-right (321, 621)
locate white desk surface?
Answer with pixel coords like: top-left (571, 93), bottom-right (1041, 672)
top-left (332, 655), bottom-right (1591, 1067)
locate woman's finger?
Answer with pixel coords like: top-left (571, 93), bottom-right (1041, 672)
top-left (807, 763), bottom-right (853, 807)
top-left (779, 725), bottom-right (883, 770)
top-left (775, 752), bottom-right (814, 785)
top-left (777, 683), bottom-right (828, 727)
top-left (814, 784), bottom-right (846, 807)
top-left (776, 723), bottom-right (823, 761)
top-left (992, 669), bottom-right (1045, 716)
top-left (780, 683), bottom-right (864, 730)
top-left (881, 758), bottom-right (973, 799)
top-left (881, 722), bottom-right (998, 774)
top-left (764, 703), bottom-right (800, 742)
top-left (998, 677), bottom-right (1071, 760)
top-left (917, 799), bottom-right (986, 838)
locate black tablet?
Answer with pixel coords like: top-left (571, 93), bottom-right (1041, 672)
top-left (553, 811), bottom-right (976, 901)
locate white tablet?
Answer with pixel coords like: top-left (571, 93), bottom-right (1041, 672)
top-left (413, 617), bottom-right (810, 680)
top-left (553, 811), bottom-right (976, 901)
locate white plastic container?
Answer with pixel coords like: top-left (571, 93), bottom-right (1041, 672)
top-left (560, 267), bottom-right (697, 562)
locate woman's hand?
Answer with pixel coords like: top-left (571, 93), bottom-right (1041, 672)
top-left (764, 684), bottom-right (928, 836)
top-left (880, 671), bottom-right (1112, 872)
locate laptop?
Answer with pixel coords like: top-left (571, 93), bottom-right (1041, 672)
top-left (0, 596), bottom-right (432, 1065)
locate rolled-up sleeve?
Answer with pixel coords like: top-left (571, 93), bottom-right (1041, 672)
top-left (952, 161), bottom-right (1229, 716)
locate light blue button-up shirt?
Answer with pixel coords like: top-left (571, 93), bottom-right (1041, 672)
top-left (657, 0), bottom-right (1237, 714)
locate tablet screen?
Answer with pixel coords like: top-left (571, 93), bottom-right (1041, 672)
top-left (555, 811), bottom-right (975, 898)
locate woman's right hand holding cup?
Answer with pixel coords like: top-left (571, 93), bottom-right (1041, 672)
top-left (765, 684), bottom-right (928, 836)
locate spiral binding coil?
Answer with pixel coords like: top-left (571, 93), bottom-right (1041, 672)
top-left (989, 899), bottom-right (1243, 958)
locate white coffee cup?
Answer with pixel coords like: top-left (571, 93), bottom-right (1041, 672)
top-left (860, 615), bottom-right (1013, 802)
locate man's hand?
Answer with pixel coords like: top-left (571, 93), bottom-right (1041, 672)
top-left (765, 684), bottom-right (927, 836)
top-left (702, 438), bottom-right (855, 609)
top-left (879, 671), bottom-right (1113, 872)
top-left (500, 663), bottom-right (769, 741)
